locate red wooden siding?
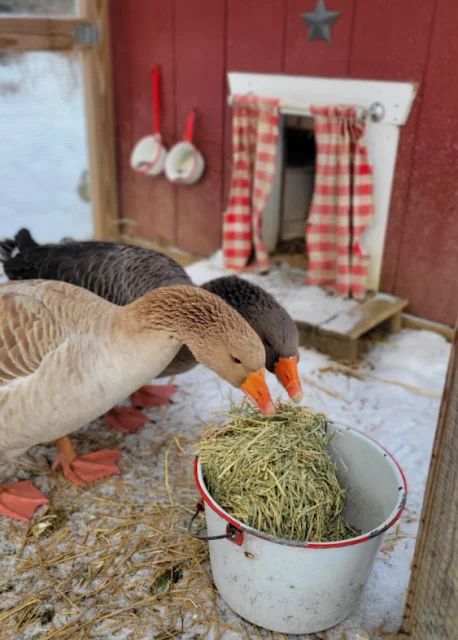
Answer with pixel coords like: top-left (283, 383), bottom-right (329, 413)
top-left (110, 0), bottom-right (458, 326)
top-left (284, 0), bottom-right (355, 76)
top-left (174, 0), bottom-right (226, 254)
top-left (111, 0), bottom-right (177, 243)
top-left (391, 0), bottom-right (458, 325)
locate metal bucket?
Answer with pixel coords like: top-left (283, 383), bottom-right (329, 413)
top-left (193, 422), bottom-right (407, 634)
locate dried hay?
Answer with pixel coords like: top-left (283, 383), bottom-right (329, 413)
top-left (319, 362), bottom-right (442, 398)
top-left (0, 424), bottom-right (287, 640)
top-left (198, 404), bottom-right (357, 542)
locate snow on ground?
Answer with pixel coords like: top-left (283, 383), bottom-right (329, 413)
top-left (0, 258), bottom-right (451, 639)
top-left (0, 52), bottom-right (92, 243)
top-left (187, 251), bottom-right (360, 326)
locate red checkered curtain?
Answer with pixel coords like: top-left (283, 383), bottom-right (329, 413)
top-left (306, 106), bottom-right (374, 299)
top-left (223, 95), bottom-right (280, 270)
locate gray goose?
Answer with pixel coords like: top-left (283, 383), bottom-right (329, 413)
top-left (0, 229), bottom-right (302, 433)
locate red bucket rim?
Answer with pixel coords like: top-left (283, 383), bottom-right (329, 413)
top-left (194, 422), bottom-right (407, 549)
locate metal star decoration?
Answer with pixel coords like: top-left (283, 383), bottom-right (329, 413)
top-left (301, 0), bottom-right (341, 44)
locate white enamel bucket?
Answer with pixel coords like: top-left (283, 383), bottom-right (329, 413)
top-left (193, 422), bottom-right (407, 635)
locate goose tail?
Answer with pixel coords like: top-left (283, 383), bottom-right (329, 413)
top-left (14, 228), bottom-right (39, 251)
top-left (0, 228), bottom-right (39, 263)
top-left (0, 237), bottom-right (17, 263)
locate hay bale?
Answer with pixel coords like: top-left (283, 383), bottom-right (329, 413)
top-left (198, 403), bottom-right (357, 542)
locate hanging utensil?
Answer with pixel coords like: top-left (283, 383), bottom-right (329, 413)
top-left (130, 65), bottom-right (168, 176)
top-left (165, 109), bottom-right (205, 185)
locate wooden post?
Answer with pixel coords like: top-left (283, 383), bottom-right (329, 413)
top-left (400, 322), bottom-right (458, 638)
top-left (79, 0), bottom-right (119, 240)
top-left (0, 18), bottom-right (88, 51)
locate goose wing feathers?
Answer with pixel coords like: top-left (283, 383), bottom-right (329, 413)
top-left (3, 238), bottom-right (192, 306)
top-left (0, 285), bottom-right (66, 386)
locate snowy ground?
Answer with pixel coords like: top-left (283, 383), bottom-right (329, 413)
top-left (0, 52), bottom-right (92, 243)
top-left (187, 252), bottom-right (360, 327)
top-left (0, 259), bottom-right (451, 639)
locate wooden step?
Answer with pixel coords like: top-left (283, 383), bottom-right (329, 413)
top-left (297, 293), bottom-right (409, 361)
top-left (318, 293), bottom-right (409, 340)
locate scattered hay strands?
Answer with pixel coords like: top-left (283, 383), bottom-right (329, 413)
top-left (0, 432), bottom-right (298, 639)
top-left (301, 374), bottom-right (348, 401)
top-left (319, 363), bottom-right (442, 398)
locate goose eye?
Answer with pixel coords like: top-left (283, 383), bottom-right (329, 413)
top-left (231, 356), bottom-right (242, 364)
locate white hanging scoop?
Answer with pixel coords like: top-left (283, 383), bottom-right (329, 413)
top-left (130, 65), bottom-right (167, 176)
top-left (165, 110), bottom-right (205, 185)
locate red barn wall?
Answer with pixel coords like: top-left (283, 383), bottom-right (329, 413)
top-left (110, 0), bottom-right (458, 326)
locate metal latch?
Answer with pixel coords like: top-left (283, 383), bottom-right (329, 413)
top-left (74, 22), bottom-right (100, 46)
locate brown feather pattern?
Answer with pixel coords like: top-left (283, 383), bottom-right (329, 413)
top-left (0, 280), bottom-right (266, 456)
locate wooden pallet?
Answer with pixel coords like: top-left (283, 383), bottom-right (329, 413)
top-left (297, 293), bottom-right (409, 361)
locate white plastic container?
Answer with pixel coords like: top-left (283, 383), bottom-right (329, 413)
top-left (165, 110), bottom-right (205, 185)
top-left (193, 422), bottom-right (407, 635)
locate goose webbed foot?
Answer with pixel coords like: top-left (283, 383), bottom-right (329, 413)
top-left (105, 406), bottom-right (151, 434)
top-left (0, 480), bottom-right (48, 521)
top-left (130, 383), bottom-right (177, 408)
top-left (52, 437), bottom-right (120, 486)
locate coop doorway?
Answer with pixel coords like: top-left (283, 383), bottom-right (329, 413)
top-left (224, 72), bottom-right (417, 293)
top-left (263, 115), bottom-right (316, 257)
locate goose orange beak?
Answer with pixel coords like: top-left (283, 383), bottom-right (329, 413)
top-left (240, 368), bottom-right (276, 416)
top-left (274, 356), bottom-right (303, 402)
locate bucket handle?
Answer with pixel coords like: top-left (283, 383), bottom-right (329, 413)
top-left (187, 501), bottom-right (244, 545)
top-left (184, 109), bottom-right (196, 143)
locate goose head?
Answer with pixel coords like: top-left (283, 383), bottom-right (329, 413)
top-left (127, 285), bottom-right (276, 415)
top-left (202, 276), bottom-right (303, 402)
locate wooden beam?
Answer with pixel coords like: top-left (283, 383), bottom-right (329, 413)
top-left (400, 322), bottom-right (458, 637)
top-left (119, 234), bottom-right (198, 268)
top-left (402, 313), bottom-right (454, 342)
top-left (0, 17), bottom-right (89, 51)
top-left (79, 0), bottom-right (120, 240)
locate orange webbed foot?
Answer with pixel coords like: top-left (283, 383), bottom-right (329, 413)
top-left (0, 481), bottom-right (48, 521)
top-left (130, 384), bottom-right (177, 408)
top-left (52, 437), bottom-right (120, 487)
top-left (105, 406), bottom-right (151, 434)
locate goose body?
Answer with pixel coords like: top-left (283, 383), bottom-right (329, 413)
top-left (0, 281), bottom-right (182, 457)
top-left (0, 267), bottom-right (277, 520)
top-left (0, 236), bottom-right (192, 305)
top-left (0, 279), bottom-right (273, 460)
top-left (0, 230), bottom-right (302, 401)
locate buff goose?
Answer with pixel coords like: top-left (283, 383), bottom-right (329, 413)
top-left (0, 279), bottom-right (273, 520)
top-left (0, 230), bottom-right (302, 433)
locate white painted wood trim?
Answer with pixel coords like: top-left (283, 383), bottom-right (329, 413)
top-left (363, 122), bottom-right (400, 290)
top-left (228, 72), bottom-right (417, 125)
top-left (262, 132), bottom-right (283, 252)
